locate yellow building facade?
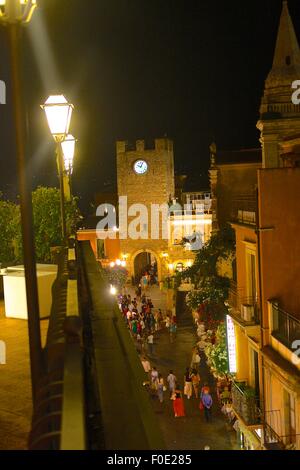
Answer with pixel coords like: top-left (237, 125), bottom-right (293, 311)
top-left (225, 2), bottom-right (300, 450)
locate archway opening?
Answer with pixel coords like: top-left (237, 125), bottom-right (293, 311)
top-left (133, 252), bottom-right (158, 286)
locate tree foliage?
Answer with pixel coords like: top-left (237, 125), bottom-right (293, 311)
top-left (184, 225), bottom-right (235, 321)
top-left (0, 187), bottom-right (80, 265)
top-left (205, 323), bottom-right (230, 377)
top-left (30, 187), bottom-right (80, 262)
top-left (0, 196), bottom-right (21, 264)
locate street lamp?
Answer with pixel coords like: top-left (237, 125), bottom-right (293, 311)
top-left (0, 0), bottom-right (37, 24)
top-left (41, 95), bottom-right (74, 240)
top-left (0, 0), bottom-right (42, 406)
top-left (61, 134), bottom-right (76, 201)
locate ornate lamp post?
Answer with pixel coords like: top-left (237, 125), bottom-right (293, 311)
top-left (0, 0), bottom-right (42, 405)
top-left (41, 95), bottom-right (74, 241)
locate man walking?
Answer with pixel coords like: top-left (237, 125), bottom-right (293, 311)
top-left (167, 370), bottom-right (177, 396)
top-left (147, 333), bottom-right (154, 355)
top-left (201, 389), bottom-right (213, 422)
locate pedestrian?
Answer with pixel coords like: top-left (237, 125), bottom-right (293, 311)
top-left (141, 356), bottom-right (151, 375)
top-left (201, 389), bottom-right (213, 422)
top-left (157, 374), bottom-right (165, 403)
top-left (191, 347), bottom-right (201, 372)
top-left (200, 383), bottom-right (210, 397)
top-left (167, 370), bottom-right (177, 395)
top-left (147, 333), bottom-right (154, 355)
top-left (190, 369), bottom-right (201, 399)
top-left (157, 309), bottom-right (163, 329)
top-left (171, 387), bottom-right (185, 418)
top-left (136, 333), bottom-right (143, 354)
top-left (183, 367), bottom-right (192, 399)
top-left (150, 366), bottom-right (159, 393)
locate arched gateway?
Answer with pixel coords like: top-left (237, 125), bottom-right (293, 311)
top-left (131, 249), bottom-right (161, 285)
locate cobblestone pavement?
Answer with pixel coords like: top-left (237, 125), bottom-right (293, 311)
top-left (129, 286), bottom-right (238, 450)
top-left (0, 301), bottom-right (48, 450)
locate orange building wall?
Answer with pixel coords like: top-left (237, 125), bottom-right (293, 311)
top-left (77, 230), bottom-right (121, 261)
top-left (105, 238), bottom-right (121, 260)
top-left (258, 168), bottom-right (300, 320)
top-left (232, 224), bottom-right (258, 297)
top-left (77, 230), bottom-right (97, 257)
top-left (216, 163), bottom-right (260, 228)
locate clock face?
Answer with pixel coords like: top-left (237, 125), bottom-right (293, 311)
top-left (133, 160), bottom-right (148, 174)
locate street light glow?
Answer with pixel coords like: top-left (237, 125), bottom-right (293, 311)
top-left (110, 285), bottom-right (117, 295)
top-left (61, 134), bottom-right (76, 173)
top-left (41, 95), bottom-right (73, 142)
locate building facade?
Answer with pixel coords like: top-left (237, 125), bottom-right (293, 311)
top-left (224, 1), bottom-right (300, 450)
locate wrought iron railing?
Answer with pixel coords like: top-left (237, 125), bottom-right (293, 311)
top-left (263, 410), bottom-right (300, 450)
top-left (231, 380), bottom-right (261, 425)
top-left (271, 302), bottom-right (300, 350)
top-left (227, 283), bottom-right (260, 326)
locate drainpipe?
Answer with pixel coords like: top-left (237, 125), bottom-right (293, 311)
top-left (255, 183), bottom-right (266, 447)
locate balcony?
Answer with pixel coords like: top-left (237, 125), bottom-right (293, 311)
top-left (227, 282), bottom-right (260, 327)
top-left (231, 380), bottom-right (261, 426)
top-left (271, 303), bottom-right (300, 351)
top-left (263, 410), bottom-right (300, 450)
top-left (231, 193), bottom-right (257, 226)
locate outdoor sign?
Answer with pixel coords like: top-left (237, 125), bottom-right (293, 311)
top-left (226, 314), bottom-right (237, 373)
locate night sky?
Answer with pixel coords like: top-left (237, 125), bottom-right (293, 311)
top-left (0, 0), bottom-right (300, 213)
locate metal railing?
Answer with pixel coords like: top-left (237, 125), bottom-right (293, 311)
top-left (271, 303), bottom-right (300, 350)
top-left (263, 410), bottom-right (300, 450)
top-left (231, 380), bottom-right (261, 425)
top-left (231, 193), bottom-right (257, 225)
top-left (227, 283), bottom-right (260, 326)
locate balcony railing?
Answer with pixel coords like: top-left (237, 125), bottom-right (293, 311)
top-left (227, 283), bottom-right (260, 326)
top-left (263, 410), bottom-right (300, 450)
top-left (231, 380), bottom-right (261, 425)
top-left (231, 193), bottom-right (257, 225)
top-left (271, 303), bottom-right (300, 351)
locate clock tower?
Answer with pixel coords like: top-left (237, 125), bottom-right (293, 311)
top-left (116, 138), bottom-right (175, 282)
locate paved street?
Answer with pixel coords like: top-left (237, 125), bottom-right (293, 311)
top-left (130, 286), bottom-right (238, 450)
top-left (0, 301), bottom-right (48, 450)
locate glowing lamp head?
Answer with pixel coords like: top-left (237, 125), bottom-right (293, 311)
top-left (0, 1), bottom-right (37, 25)
top-left (109, 262), bottom-right (115, 268)
top-left (168, 263), bottom-right (174, 271)
top-left (116, 259), bottom-right (121, 266)
top-left (110, 285), bottom-right (117, 296)
top-left (41, 95), bottom-right (73, 142)
top-left (121, 261), bottom-right (126, 267)
top-left (61, 134), bottom-right (76, 173)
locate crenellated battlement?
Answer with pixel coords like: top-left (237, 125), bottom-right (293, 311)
top-left (116, 137), bottom-right (173, 154)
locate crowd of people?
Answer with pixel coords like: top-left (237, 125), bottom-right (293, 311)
top-left (140, 358), bottom-right (214, 421)
top-left (118, 291), bottom-right (177, 355)
top-left (118, 290), bottom-right (215, 423)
